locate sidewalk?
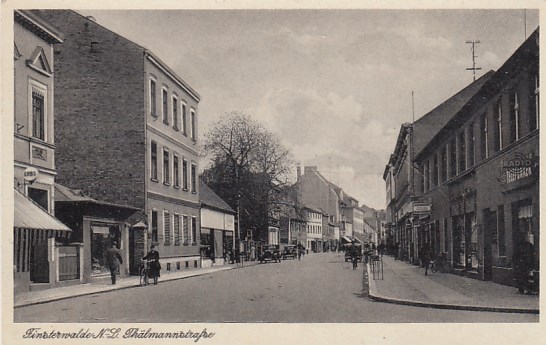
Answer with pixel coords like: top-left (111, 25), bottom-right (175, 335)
top-left (15, 261), bottom-right (258, 308)
top-left (367, 256), bottom-right (539, 314)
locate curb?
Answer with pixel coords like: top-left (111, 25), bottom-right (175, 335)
top-left (365, 263), bottom-right (539, 315)
top-left (15, 264), bottom-right (252, 309)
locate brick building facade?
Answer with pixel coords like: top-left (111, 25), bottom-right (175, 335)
top-left (39, 10), bottom-right (202, 275)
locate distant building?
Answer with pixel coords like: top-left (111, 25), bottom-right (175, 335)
top-left (13, 10), bottom-right (72, 293)
top-left (303, 205), bottom-right (323, 252)
top-left (199, 181), bottom-right (235, 267)
top-left (383, 70), bottom-right (493, 264)
top-left (39, 10), bottom-right (202, 276)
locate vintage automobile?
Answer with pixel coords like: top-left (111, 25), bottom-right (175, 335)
top-left (259, 245), bottom-right (281, 263)
top-left (344, 244), bottom-right (363, 262)
top-left (281, 245), bottom-right (297, 260)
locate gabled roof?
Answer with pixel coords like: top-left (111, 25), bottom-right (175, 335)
top-left (54, 183), bottom-right (141, 211)
top-left (412, 70), bottom-right (494, 157)
top-left (199, 181), bottom-right (235, 214)
top-left (15, 10), bottom-right (64, 44)
top-left (416, 27), bottom-right (539, 161)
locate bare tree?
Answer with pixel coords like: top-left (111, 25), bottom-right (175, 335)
top-left (202, 112), bottom-right (294, 243)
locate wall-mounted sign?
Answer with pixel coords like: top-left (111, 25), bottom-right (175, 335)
top-left (413, 202), bottom-right (431, 214)
top-left (23, 167), bottom-right (39, 182)
top-left (500, 152), bottom-right (537, 188)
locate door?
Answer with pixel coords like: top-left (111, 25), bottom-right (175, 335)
top-left (482, 209), bottom-right (496, 280)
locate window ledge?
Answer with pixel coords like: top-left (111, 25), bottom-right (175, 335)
top-left (174, 185), bottom-right (180, 189)
top-left (183, 242), bottom-right (189, 246)
top-left (151, 178), bottom-right (159, 183)
top-left (163, 182), bottom-right (171, 186)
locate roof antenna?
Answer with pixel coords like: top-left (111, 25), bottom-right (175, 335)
top-left (411, 91), bottom-right (415, 123)
top-left (466, 40), bottom-right (482, 81)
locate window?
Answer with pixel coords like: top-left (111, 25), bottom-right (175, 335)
top-left (183, 215), bottom-right (189, 244)
top-left (164, 211), bottom-right (171, 245)
top-left (497, 205), bottom-right (505, 257)
top-left (163, 149), bottom-right (170, 184)
top-left (182, 159), bottom-right (188, 190)
top-left (530, 76), bottom-right (540, 130)
top-left (494, 101), bottom-right (502, 152)
top-left (191, 163), bottom-right (197, 193)
top-left (150, 79), bottom-right (157, 117)
top-left (173, 155), bottom-right (180, 187)
top-left (510, 92), bottom-right (520, 143)
top-left (191, 217), bottom-right (197, 244)
top-left (182, 102), bottom-right (187, 135)
top-left (162, 89), bottom-right (169, 125)
top-left (151, 210), bottom-right (158, 243)
top-left (423, 161), bottom-right (429, 191)
top-left (190, 109), bottom-right (196, 141)
top-left (449, 139), bottom-right (457, 178)
top-left (32, 91), bottom-right (45, 140)
top-left (172, 96), bottom-right (178, 130)
top-left (151, 141), bottom-right (158, 180)
top-left (27, 187), bottom-right (48, 212)
top-left (468, 123), bottom-right (475, 167)
top-left (433, 155), bottom-right (439, 187)
top-left (440, 145), bottom-right (447, 182)
top-left (174, 214), bottom-right (181, 245)
top-left (458, 131), bottom-right (466, 173)
top-left (480, 113), bottom-right (488, 159)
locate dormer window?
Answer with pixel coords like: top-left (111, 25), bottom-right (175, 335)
top-left (26, 46), bottom-right (52, 77)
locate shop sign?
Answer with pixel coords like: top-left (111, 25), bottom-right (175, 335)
top-left (500, 152), bottom-right (537, 187)
top-left (23, 167), bottom-right (39, 182)
top-left (413, 202), bottom-right (431, 214)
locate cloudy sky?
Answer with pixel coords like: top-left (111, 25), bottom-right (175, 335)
top-left (80, 8), bottom-right (538, 210)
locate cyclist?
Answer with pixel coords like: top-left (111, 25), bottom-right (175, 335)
top-left (142, 245), bottom-right (161, 285)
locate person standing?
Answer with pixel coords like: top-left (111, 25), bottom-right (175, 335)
top-left (106, 241), bottom-right (123, 285)
top-left (143, 245), bottom-right (161, 285)
top-left (513, 238), bottom-right (535, 294)
top-left (422, 242), bottom-right (432, 276)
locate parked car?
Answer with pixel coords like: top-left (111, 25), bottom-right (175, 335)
top-left (281, 245), bottom-right (297, 260)
top-left (259, 245), bottom-right (281, 263)
top-left (344, 244), bottom-right (363, 262)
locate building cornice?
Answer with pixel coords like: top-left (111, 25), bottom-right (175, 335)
top-left (145, 52), bottom-right (200, 102)
top-left (15, 10), bottom-right (63, 44)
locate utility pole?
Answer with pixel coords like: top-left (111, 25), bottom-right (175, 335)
top-left (466, 40), bottom-right (482, 81)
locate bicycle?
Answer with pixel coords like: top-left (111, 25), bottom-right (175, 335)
top-left (139, 259), bottom-right (154, 286)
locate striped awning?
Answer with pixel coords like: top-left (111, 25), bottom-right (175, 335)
top-left (14, 188), bottom-right (71, 233)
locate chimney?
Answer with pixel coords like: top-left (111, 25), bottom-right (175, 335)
top-left (296, 164), bottom-right (301, 181)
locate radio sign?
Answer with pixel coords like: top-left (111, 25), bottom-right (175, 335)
top-left (23, 167), bottom-right (39, 182)
top-left (500, 152), bottom-right (536, 186)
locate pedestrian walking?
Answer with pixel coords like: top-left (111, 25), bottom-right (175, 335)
top-left (106, 241), bottom-right (123, 285)
top-left (143, 245), bottom-right (161, 285)
top-left (351, 246), bottom-right (359, 270)
top-left (513, 238), bottom-right (535, 294)
top-left (422, 242), bottom-right (432, 276)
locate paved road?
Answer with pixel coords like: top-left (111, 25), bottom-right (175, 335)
top-left (14, 253), bottom-right (537, 323)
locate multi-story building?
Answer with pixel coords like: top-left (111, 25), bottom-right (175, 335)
top-left (39, 10), bottom-right (201, 275)
top-left (13, 10), bottom-right (72, 292)
top-left (383, 71), bottom-right (493, 263)
top-left (303, 205), bottom-right (323, 252)
top-left (414, 29), bottom-right (539, 285)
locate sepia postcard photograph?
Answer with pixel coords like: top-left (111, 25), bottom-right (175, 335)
top-left (2, 0), bottom-right (544, 344)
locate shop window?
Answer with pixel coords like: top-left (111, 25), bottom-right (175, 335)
top-left (497, 205), bottom-right (505, 257)
top-left (91, 224), bottom-right (121, 275)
